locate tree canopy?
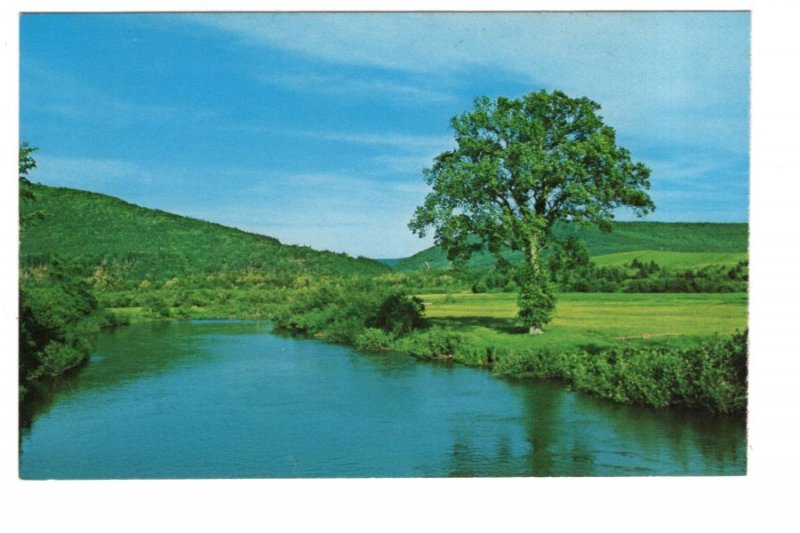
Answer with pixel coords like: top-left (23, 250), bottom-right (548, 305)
top-left (409, 90), bottom-right (654, 264)
top-left (409, 90), bottom-right (655, 332)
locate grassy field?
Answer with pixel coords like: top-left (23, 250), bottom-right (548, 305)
top-left (591, 250), bottom-right (748, 269)
top-left (417, 291), bottom-right (748, 351)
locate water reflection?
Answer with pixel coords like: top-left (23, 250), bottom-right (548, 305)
top-left (20, 321), bottom-right (746, 478)
top-left (21, 321), bottom-right (268, 430)
top-left (505, 379), bottom-right (746, 476)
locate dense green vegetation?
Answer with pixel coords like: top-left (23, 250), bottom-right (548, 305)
top-left (17, 182), bottom-right (388, 399)
top-left (406, 292), bottom-right (747, 413)
top-left (395, 221), bottom-right (749, 271)
top-left (19, 152), bottom-right (126, 400)
top-left (492, 330), bottom-right (747, 413)
top-left (20, 184), bottom-right (389, 287)
top-left (19, 179), bottom-right (748, 414)
top-left (408, 90), bottom-right (656, 332)
top-left (272, 288), bottom-right (747, 413)
top-left (19, 260), bottom-right (124, 397)
top-left (390, 226), bottom-right (749, 295)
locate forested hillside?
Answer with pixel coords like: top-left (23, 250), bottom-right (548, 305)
top-left (20, 184), bottom-right (389, 288)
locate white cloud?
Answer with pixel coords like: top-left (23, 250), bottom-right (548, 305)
top-left (263, 72), bottom-right (454, 103)
top-left (299, 130), bottom-right (453, 151)
top-left (190, 12), bottom-right (749, 153)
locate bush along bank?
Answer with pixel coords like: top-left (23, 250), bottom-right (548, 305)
top-left (270, 277), bottom-right (747, 415)
top-left (19, 260), bottom-right (128, 401)
top-left (490, 330), bottom-right (747, 414)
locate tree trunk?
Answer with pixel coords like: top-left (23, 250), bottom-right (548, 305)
top-left (524, 234), bottom-right (544, 335)
top-left (527, 236), bottom-right (538, 272)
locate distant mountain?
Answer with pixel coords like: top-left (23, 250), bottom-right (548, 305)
top-left (394, 221), bottom-right (749, 271)
top-left (20, 184), bottom-right (389, 286)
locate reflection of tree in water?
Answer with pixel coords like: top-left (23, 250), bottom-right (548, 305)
top-left (508, 379), bottom-right (745, 476)
top-left (445, 429), bottom-right (519, 478)
top-left (516, 380), bottom-right (597, 477)
top-left (590, 399), bottom-right (747, 475)
top-left (441, 374), bottom-right (745, 477)
top-left (20, 366), bottom-right (89, 431)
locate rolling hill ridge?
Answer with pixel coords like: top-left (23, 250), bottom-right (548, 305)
top-left (20, 184), bottom-right (389, 287)
top-left (395, 221), bottom-right (749, 271)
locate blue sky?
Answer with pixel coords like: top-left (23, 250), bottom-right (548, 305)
top-left (19, 12), bottom-right (750, 259)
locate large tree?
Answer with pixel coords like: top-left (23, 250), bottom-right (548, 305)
top-left (409, 90), bottom-right (654, 333)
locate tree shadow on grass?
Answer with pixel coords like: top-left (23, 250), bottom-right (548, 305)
top-left (427, 317), bottom-right (610, 354)
top-left (429, 316), bottom-right (529, 334)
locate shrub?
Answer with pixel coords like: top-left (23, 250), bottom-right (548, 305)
top-left (471, 281), bottom-right (488, 294)
top-left (402, 327), bottom-right (465, 360)
top-left (365, 292), bottom-right (426, 335)
top-left (29, 341), bottom-right (87, 380)
top-left (355, 328), bottom-right (396, 352)
top-left (492, 330), bottom-right (747, 414)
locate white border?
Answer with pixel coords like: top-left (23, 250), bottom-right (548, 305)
top-left (3, 2), bottom-right (799, 532)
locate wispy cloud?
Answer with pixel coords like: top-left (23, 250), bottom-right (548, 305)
top-left (301, 130), bottom-right (453, 151)
top-left (21, 61), bottom-right (179, 127)
top-left (21, 59), bottom-right (218, 129)
top-left (178, 169), bottom-right (432, 256)
top-left (647, 155), bottom-right (749, 188)
top-left (262, 72), bottom-right (454, 103)
top-left (188, 13), bottom-right (479, 74)
top-left (33, 155), bottom-right (156, 188)
top-left (190, 12), bottom-right (749, 154)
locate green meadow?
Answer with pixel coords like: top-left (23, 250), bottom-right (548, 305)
top-left (418, 291), bottom-right (747, 349)
top-left (591, 250), bottom-right (748, 269)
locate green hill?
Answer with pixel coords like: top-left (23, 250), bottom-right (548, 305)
top-left (20, 184), bottom-right (389, 287)
top-left (395, 222), bottom-right (749, 271)
top-left (592, 250), bottom-right (748, 269)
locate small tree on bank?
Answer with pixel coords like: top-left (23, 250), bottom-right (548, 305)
top-left (409, 90), bottom-right (655, 333)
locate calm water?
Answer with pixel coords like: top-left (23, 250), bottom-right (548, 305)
top-left (20, 321), bottom-right (746, 478)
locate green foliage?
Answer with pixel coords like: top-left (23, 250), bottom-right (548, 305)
top-left (407, 91), bottom-right (656, 316)
top-left (492, 330), bottom-right (747, 413)
top-left (546, 235), bottom-right (592, 290)
top-left (354, 328), bottom-right (396, 352)
top-left (399, 327), bottom-right (465, 360)
top-left (20, 184), bottom-right (389, 290)
top-left (19, 141), bottom-right (38, 184)
top-left (395, 222), bottom-right (748, 272)
top-left (515, 264), bottom-right (556, 331)
top-left (395, 250), bottom-right (748, 295)
top-left (19, 260), bottom-right (116, 385)
top-left (365, 292), bottom-right (427, 335)
top-left (409, 90), bottom-right (654, 265)
top-left (471, 281), bottom-right (489, 293)
top-left (272, 279), bottom-right (428, 345)
top-left (19, 141), bottom-right (45, 224)
top-left (142, 294), bottom-right (171, 318)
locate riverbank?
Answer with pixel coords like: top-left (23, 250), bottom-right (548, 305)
top-left (98, 290), bottom-right (747, 414)
top-left (21, 320), bottom-right (747, 478)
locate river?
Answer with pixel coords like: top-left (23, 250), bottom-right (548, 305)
top-left (19, 321), bottom-right (746, 478)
